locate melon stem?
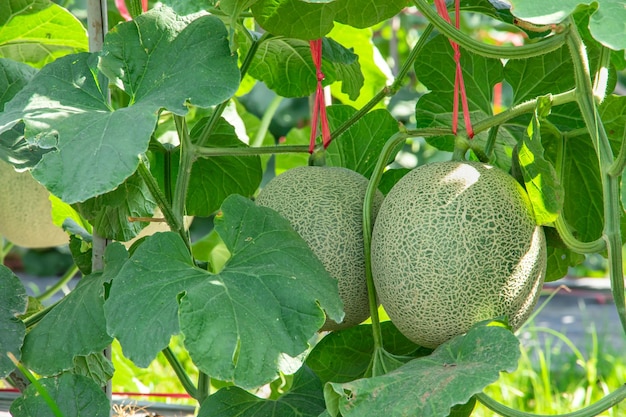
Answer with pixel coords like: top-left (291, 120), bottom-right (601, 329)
top-left (363, 132), bottom-right (409, 361)
top-left (565, 19), bottom-right (626, 338)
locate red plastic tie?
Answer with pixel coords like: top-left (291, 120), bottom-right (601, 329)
top-left (433, 0), bottom-right (474, 138)
top-left (309, 39), bottom-right (331, 153)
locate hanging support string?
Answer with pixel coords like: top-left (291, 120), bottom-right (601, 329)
top-left (309, 39), bottom-right (332, 153)
top-left (433, 0), bottom-right (474, 138)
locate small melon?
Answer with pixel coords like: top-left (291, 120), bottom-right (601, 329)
top-left (256, 166), bottom-right (384, 331)
top-left (371, 161), bottom-right (546, 348)
top-left (0, 160), bottom-right (68, 248)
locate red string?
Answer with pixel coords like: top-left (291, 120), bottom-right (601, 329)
top-left (433, 0), bottom-right (474, 138)
top-left (309, 39), bottom-right (331, 153)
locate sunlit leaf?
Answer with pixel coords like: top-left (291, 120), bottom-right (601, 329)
top-left (325, 325), bottom-right (519, 417)
top-left (0, 0), bottom-right (88, 68)
top-left (105, 195), bottom-right (343, 389)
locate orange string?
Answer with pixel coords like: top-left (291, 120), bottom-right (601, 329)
top-left (433, 0), bottom-right (474, 138)
top-left (309, 39), bottom-right (331, 153)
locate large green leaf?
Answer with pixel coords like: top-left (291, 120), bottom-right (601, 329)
top-left (325, 325), bottom-right (520, 417)
top-left (306, 321), bottom-right (425, 385)
top-left (243, 35), bottom-right (362, 98)
top-left (0, 7), bottom-right (239, 204)
top-left (0, 0), bottom-right (88, 68)
top-left (517, 101), bottom-right (563, 226)
top-left (105, 195), bottom-right (343, 389)
top-left (198, 366), bottom-right (326, 416)
top-left (251, 0), bottom-right (406, 39)
top-left (504, 46), bottom-right (575, 106)
top-left (74, 171), bottom-right (157, 241)
top-left (325, 105), bottom-right (399, 178)
top-left (0, 265), bottom-right (27, 377)
top-left (186, 117), bottom-right (263, 216)
top-left (9, 373), bottom-right (110, 417)
top-left (332, 0), bottom-right (407, 28)
top-left (100, 6), bottom-right (239, 114)
top-left (560, 133), bottom-right (604, 242)
top-left (20, 244), bottom-right (128, 376)
top-left (509, 0), bottom-right (626, 50)
top-left (251, 0), bottom-right (336, 40)
top-left (414, 36), bottom-right (514, 169)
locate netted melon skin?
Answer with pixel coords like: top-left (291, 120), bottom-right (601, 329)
top-left (371, 161), bottom-right (546, 348)
top-left (0, 160), bottom-right (68, 248)
top-left (256, 166), bottom-right (383, 331)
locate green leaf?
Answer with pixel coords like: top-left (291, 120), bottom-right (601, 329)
top-left (0, 0), bottom-right (88, 68)
top-left (378, 168), bottom-right (410, 195)
top-left (504, 46), bottom-right (575, 106)
top-left (324, 325), bottom-right (520, 417)
top-left (2, 52), bottom-right (157, 203)
top-left (1, 7), bottom-right (239, 204)
top-left (414, 36), bottom-right (513, 169)
top-left (100, 6), bottom-right (239, 115)
top-left (0, 59), bottom-right (48, 169)
top-left (560, 135), bottom-right (604, 242)
top-left (243, 35), bottom-right (362, 98)
top-left (332, 0), bottom-right (407, 28)
top-left (198, 366), bottom-right (326, 417)
top-left (328, 23), bottom-right (390, 109)
top-left (0, 265), bottom-right (27, 378)
top-left (544, 227), bottom-right (585, 282)
top-left (159, 0), bottom-right (216, 15)
top-left (105, 195), bottom-right (343, 389)
top-left (70, 353), bottom-right (115, 387)
top-left (509, 0), bottom-right (626, 50)
top-left (325, 105), bottom-right (399, 178)
top-left (0, 58), bottom-right (37, 110)
top-left (74, 171), bottom-right (157, 241)
top-left (306, 321), bottom-right (425, 385)
top-left (517, 102), bottom-right (563, 225)
top-left (251, 0), bottom-right (335, 40)
top-left (9, 373), bottom-right (110, 417)
top-left (20, 244), bottom-right (128, 376)
top-left (186, 117), bottom-right (263, 216)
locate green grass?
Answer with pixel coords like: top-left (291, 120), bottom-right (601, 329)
top-left (474, 298), bottom-right (626, 416)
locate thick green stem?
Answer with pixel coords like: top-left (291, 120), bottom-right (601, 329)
top-left (172, 115), bottom-right (194, 251)
top-left (565, 21), bottom-right (626, 335)
top-left (36, 264), bottom-right (80, 302)
top-left (413, 0), bottom-right (568, 59)
top-left (136, 160), bottom-right (187, 246)
top-left (363, 132), bottom-right (409, 357)
top-left (23, 300), bottom-right (60, 329)
top-left (161, 347), bottom-right (198, 400)
top-left (476, 385), bottom-right (626, 417)
top-left (197, 371), bottom-right (211, 404)
top-left (608, 127), bottom-right (626, 176)
top-left (471, 90), bottom-right (577, 136)
top-left (194, 144), bottom-right (310, 157)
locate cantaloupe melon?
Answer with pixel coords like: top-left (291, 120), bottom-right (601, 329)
top-left (371, 161), bottom-right (546, 348)
top-left (256, 166), bottom-right (384, 331)
top-left (0, 160), bottom-right (68, 248)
